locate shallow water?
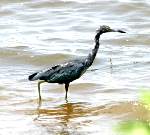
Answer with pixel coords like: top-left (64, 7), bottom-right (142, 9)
top-left (0, 0), bottom-right (150, 135)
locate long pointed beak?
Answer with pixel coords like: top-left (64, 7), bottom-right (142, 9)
top-left (111, 29), bottom-right (126, 33)
top-left (117, 29), bottom-right (126, 33)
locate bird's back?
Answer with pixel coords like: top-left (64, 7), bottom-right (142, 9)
top-left (29, 58), bottom-right (88, 84)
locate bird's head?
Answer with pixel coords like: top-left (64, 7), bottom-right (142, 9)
top-left (97, 25), bottom-right (126, 34)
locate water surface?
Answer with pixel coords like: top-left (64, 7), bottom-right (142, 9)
top-left (0, 0), bottom-right (150, 135)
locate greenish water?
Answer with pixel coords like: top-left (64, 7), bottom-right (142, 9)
top-left (0, 0), bottom-right (150, 135)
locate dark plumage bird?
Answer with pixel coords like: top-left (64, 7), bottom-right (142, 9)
top-left (29, 25), bottom-right (125, 101)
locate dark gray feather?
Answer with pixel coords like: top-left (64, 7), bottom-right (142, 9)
top-left (29, 58), bottom-right (87, 83)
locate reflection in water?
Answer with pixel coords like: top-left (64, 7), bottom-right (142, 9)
top-left (32, 101), bottom-right (139, 134)
top-left (35, 102), bottom-right (89, 134)
top-left (0, 0), bottom-right (150, 134)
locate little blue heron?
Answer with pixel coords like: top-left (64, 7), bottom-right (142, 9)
top-left (29, 25), bottom-right (125, 101)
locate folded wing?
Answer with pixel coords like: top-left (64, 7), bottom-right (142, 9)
top-left (28, 59), bottom-right (86, 84)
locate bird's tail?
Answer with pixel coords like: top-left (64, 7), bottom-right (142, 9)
top-left (28, 72), bottom-right (38, 81)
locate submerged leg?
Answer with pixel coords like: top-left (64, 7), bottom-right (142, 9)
top-left (65, 83), bottom-right (69, 100)
top-left (38, 80), bottom-right (45, 101)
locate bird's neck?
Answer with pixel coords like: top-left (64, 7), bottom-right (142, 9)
top-left (86, 32), bottom-right (101, 67)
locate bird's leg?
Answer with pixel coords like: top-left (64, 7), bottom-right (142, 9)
top-left (65, 83), bottom-right (69, 100)
top-left (38, 80), bottom-right (45, 102)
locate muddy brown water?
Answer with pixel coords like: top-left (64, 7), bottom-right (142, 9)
top-left (0, 0), bottom-right (150, 135)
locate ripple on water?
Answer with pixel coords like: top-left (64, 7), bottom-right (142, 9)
top-left (0, 47), bottom-right (75, 66)
top-left (8, 100), bottom-right (143, 135)
top-left (0, 0), bottom-right (150, 135)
